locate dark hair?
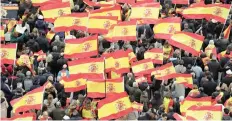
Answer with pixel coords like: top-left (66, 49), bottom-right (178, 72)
top-left (224, 108), bottom-right (229, 114)
top-left (162, 113), bottom-right (168, 117)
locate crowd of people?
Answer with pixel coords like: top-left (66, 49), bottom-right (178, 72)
top-left (1, 0), bottom-right (232, 120)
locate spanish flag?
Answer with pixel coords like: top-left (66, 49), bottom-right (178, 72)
top-left (10, 86), bottom-right (44, 113)
top-left (223, 25), bottom-right (231, 40)
top-left (109, 71), bottom-right (121, 79)
top-left (224, 97), bottom-right (232, 107)
top-left (172, 0), bottom-right (189, 4)
top-left (180, 96), bottom-right (212, 116)
top-left (68, 57), bottom-right (104, 79)
top-left (213, 92), bottom-right (224, 105)
top-left (106, 78), bottom-right (124, 96)
top-left (132, 102), bottom-right (143, 112)
top-left (1, 44), bottom-right (17, 65)
top-left (7, 20), bottom-right (17, 32)
top-left (163, 97), bottom-right (174, 113)
top-left (186, 105), bottom-right (223, 121)
top-left (16, 54), bottom-right (34, 75)
top-left (130, 2), bottom-right (160, 22)
top-left (98, 92), bottom-right (133, 120)
top-left (153, 17), bottom-right (181, 40)
top-left (116, 0), bottom-right (135, 4)
top-left (112, 20), bottom-right (137, 41)
top-left (87, 79), bottom-right (106, 98)
top-left (126, 49), bottom-right (137, 63)
top-left (102, 52), bottom-right (115, 72)
top-left (1, 113), bottom-right (36, 121)
top-left (168, 32), bottom-right (204, 56)
top-left (61, 74), bottom-right (87, 92)
top-left (102, 25), bottom-right (115, 42)
top-left (54, 13), bottom-right (88, 32)
top-left (136, 0), bottom-right (154, 4)
top-left (181, 3), bottom-right (207, 19)
top-left (64, 35), bottom-right (98, 58)
top-left (217, 50), bottom-right (226, 60)
top-left (88, 16), bottom-right (118, 34)
top-left (84, 0), bottom-right (114, 7)
top-left (31, 0), bottom-right (61, 6)
top-left (90, 5), bottom-right (121, 21)
top-left (173, 113), bottom-right (197, 121)
top-left (1, 26), bottom-right (4, 41)
top-left (151, 63), bottom-right (177, 80)
top-left (131, 59), bottom-right (154, 76)
top-left (175, 74), bottom-right (193, 88)
top-left (40, 2), bottom-right (71, 23)
top-left (34, 50), bottom-right (46, 61)
top-left (111, 50), bottom-right (130, 74)
top-left (46, 30), bottom-right (55, 43)
top-left (205, 4), bottom-right (230, 23)
top-left (43, 80), bottom-right (53, 89)
top-left (135, 76), bottom-right (147, 84)
top-left (144, 48), bottom-right (163, 64)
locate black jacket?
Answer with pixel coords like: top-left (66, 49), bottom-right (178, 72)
top-left (36, 36), bottom-right (50, 53)
top-left (202, 81), bottom-right (217, 96)
top-left (207, 60), bottom-right (221, 80)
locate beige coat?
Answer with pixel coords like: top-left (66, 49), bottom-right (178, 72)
top-left (0, 98), bottom-right (9, 118)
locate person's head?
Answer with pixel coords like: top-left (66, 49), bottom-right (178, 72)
top-left (55, 35), bottom-right (60, 41)
top-left (47, 94), bottom-right (53, 104)
top-left (224, 108), bottom-right (230, 114)
top-left (184, 23), bottom-right (189, 29)
top-left (52, 46), bottom-right (58, 52)
top-left (56, 101), bottom-right (61, 108)
top-left (133, 82), bottom-right (138, 88)
top-left (178, 60), bottom-right (184, 65)
top-left (62, 64), bottom-right (67, 69)
top-left (46, 54), bottom-right (53, 63)
top-left (161, 113), bottom-right (168, 121)
top-left (216, 86), bottom-right (221, 92)
top-left (47, 76), bottom-right (53, 82)
top-left (42, 111), bottom-right (49, 119)
top-left (204, 66), bottom-right (209, 71)
top-left (148, 112), bottom-right (157, 120)
top-left (209, 40), bottom-right (214, 45)
top-left (85, 99), bottom-right (91, 110)
top-left (26, 71), bottom-right (31, 77)
top-left (199, 87), bottom-right (204, 92)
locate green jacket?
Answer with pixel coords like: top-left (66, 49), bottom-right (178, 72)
top-left (10, 27), bottom-right (26, 43)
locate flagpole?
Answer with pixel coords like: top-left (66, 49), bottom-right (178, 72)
top-left (219, 3), bottom-right (232, 39)
top-left (103, 57), bottom-right (106, 98)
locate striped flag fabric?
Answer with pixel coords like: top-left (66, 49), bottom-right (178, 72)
top-left (144, 48), bottom-right (163, 64)
top-left (98, 92), bottom-right (133, 120)
top-left (88, 16), bottom-right (118, 34)
top-left (116, 0), bottom-right (135, 4)
top-left (224, 97), bottom-right (232, 107)
top-left (10, 86), bottom-right (44, 113)
top-left (173, 113), bottom-right (197, 121)
top-left (112, 20), bottom-right (137, 41)
top-left (34, 50), bottom-right (46, 61)
top-left (1, 44), bottom-right (17, 64)
top-left (16, 54), bottom-right (34, 76)
top-left (106, 78), bottom-right (124, 96)
top-left (1, 26), bottom-right (4, 41)
top-left (102, 25), bottom-right (115, 42)
top-left (153, 17), bottom-right (181, 40)
top-left (7, 20), bottom-right (18, 32)
top-left (136, 0), bottom-right (154, 4)
top-left (64, 35), bottom-right (98, 58)
top-left (135, 76), bottom-right (147, 84)
top-left (102, 53), bottom-right (115, 72)
top-left (130, 2), bottom-right (160, 23)
top-left (213, 92), bottom-right (224, 105)
top-left (168, 32), bottom-right (204, 56)
top-left (111, 50), bottom-right (130, 74)
top-left (83, 0), bottom-right (115, 7)
top-left (40, 2), bottom-right (71, 23)
top-left (54, 13), bottom-right (88, 32)
top-left (126, 49), bottom-right (137, 63)
top-left (223, 25), bottom-right (231, 39)
top-left (180, 96), bottom-right (212, 116)
top-left (109, 71), bottom-right (121, 79)
top-left (46, 31), bottom-right (55, 43)
top-left (131, 59), bottom-right (154, 76)
top-left (61, 74), bottom-right (87, 92)
top-left (151, 63), bottom-right (177, 80)
top-left (163, 97), bottom-right (174, 113)
top-left (172, 0), bottom-right (189, 4)
top-left (90, 5), bottom-right (122, 21)
top-left (175, 74), bottom-right (193, 88)
top-left (31, 0), bottom-right (61, 6)
top-left (186, 105), bottom-right (223, 121)
top-left (68, 57), bottom-right (104, 79)
top-left (217, 50), bottom-right (226, 60)
top-left (87, 79), bottom-right (106, 98)
top-left (1, 113), bottom-right (36, 121)
top-left (132, 102), bottom-right (143, 112)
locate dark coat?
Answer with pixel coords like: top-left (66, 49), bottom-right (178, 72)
top-left (36, 36), bottom-right (49, 53)
top-left (51, 108), bottom-right (65, 120)
top-left (207, 60), bottom-right (221, 80)
top-left (202, 81), bottom-right (217, 96)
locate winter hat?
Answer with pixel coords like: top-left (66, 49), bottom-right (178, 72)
top-left (38, 15), bottom-right (44, 19)
top-left (226, 69), bottom-right (232, 75)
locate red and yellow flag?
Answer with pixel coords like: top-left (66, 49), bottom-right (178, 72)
top-left (213, 92), bottom-right (224, 105)
top-left (224, 97), bottom-right (232, 107)
top-left (144, 48), bottom-right (163, 64)
top-left (172, 0), bottom-right (189, 4)
top-left (61, 74), bottom-right (87, 92)
top-left (64, 35), bottom-right (98, 58)
top-left (112, 20), bottom-right (137, 41)
top-left (54, 13), bottom-right (88, 32)
top-left (90, 5), bottom-right (121, 21)
top-left (1, 113), bottom-right (36, 121)
top-left (87, 79), bottom-right (106, 98)
top-left (131, 59), bottom-right (154, 76)
top-left (132, 102), bottom-right (143, 112)
top-left (180, 96), bottom-right (212, 116)
top-left (88, 16), bottom-right (118, 34)
top-left (163, 97), bottom-right (174, 113)
top-left (135, 76), bottom-right (147, 84)
top-left (153, 17), bottom-right (181, 40)
top-left (217, 50), bottom-right (227, 60)
top-left (151, 63), bottom-right (177, 80)
top-left (109, 71), bottom-right (121, 79)
top-left (173, 113), bottom-right (197, 121)
top-left (169, 32), bottom-right (204, 56)
top-left (136, 0), bottom-right (154, 4)
top-left (40, 2), bottom-right (71, 23)
top-left (98, 92), bottom-right (133, 120)
top-left (1, 44), bottom-right (17, 64)
top-left (84, 0), bottom-right (115, 7)
top-left (31, 0), bottom-right (62, 6)
top-left (126, 49), bottom-right (137, 63)
top-left (16, 54), bottom-right (34, 75)
top-left (116, 0), bottom-right (135, 4)
top-left (111, 50), bottom-right (130, 74)
top-left (68, 57), bottom-right (104, 79)
top-left (34, 50), bottom-right (46, 61)
top-left (102, 53), bottom-right (115, 72)
top-left (10, 86), bottom-right (44, 113)
top-left (1, 26), bottom-right (4, 41)
top-left (106, 78), bottom-right (124, 96)
top-left (46, 31), bottom-right (55, 43)
top-left (7, 20), bottom-right (18, 32)
top-left (130, 3), bottom-right (160, 23)
top-left (223, 25), bottom-right (231, 39)
top-left (175, 74), bottom-right (193, 88)
top-left (102, 25), bottom-right (115, 42)
top-left (186, 105), bottom-right (223, 121)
